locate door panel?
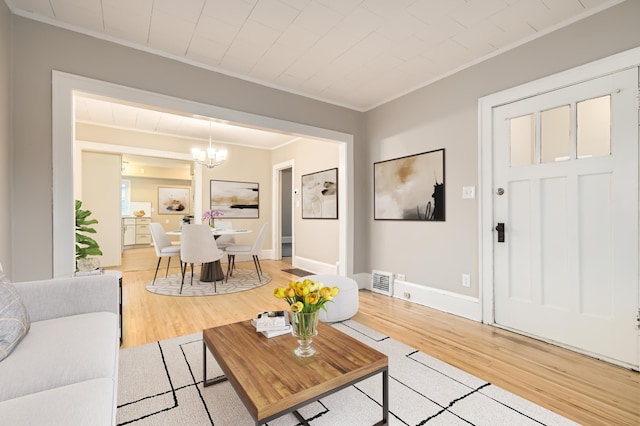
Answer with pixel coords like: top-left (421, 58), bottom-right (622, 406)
top-left (493, 68), bottom-right (638, 367)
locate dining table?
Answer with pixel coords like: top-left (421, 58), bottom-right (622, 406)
top-left (166, 227), bottom-right (253, 283)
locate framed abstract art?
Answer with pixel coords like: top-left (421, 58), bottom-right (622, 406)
top-left (301, 168), bottom-right (338, 219)
top-left (210, 180), bottom-right (259, 218)
top-left (374, 149), bottom-right (445, 221)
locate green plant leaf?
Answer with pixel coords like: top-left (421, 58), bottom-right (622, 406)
top-left (75, 199), bottom-right (102, 264)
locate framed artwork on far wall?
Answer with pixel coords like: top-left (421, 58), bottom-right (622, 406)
top-left (374, 148), bottom-right (445, 221)
top-left (210, 180), bottom-right (259, 218)
top-left (302, 167), bottom-right (338, 219)
top-left (158, 187), bottom-right (190, 215)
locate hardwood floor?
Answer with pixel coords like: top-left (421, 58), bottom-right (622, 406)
top-left (111, 247), bottom-right (640, 426)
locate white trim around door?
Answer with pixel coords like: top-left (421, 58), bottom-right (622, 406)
top-left (479, 46), bottom-right (640, 369)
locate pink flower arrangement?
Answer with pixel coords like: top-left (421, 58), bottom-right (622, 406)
top-left (202, 209), bottom-right (223, 221)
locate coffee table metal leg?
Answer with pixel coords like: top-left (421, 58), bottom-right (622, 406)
top-left (203, 341), bottom-right (228, 387)
top-left (373, 368), bottom-right (389, 426)
top-left (292, 410), bottom-right (310, 426)
top-left (382, 368), bottom-right (389, 425)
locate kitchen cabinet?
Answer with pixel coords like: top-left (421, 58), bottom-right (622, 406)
top-left (123, 218), bottom-right (135, 246)
top-left (122, 217), bottom-right (151, 247)
top-left (135, 218), bottom-right (151, 244)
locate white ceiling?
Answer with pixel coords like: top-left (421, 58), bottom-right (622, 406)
top-left (6, 0), bottom-right (621, 151)
top-left (7, 0), bottom-right (619, 111)
top-left (74, 92), bottom-right (300, 150)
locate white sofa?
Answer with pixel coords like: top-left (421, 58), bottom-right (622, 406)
top-left (0, 274), bottom-right (120, 425)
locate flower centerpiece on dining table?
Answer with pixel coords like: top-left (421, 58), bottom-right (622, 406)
top-left (202, 209), bottom-right (223, 228)
top-left (274, 279), bottom-right (340, 357)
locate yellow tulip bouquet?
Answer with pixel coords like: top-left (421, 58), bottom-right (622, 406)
top-left (274, 279), bottom-right (340, 356)
top-left (273, 279), bottom-right (340, 313)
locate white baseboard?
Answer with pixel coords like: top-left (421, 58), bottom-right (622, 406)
top-left (292, 256), bottom-right (338, 275)
top-left (355, 272), bottom-right (481, 322)
top-left (393, 280), bottom-right (481, 321)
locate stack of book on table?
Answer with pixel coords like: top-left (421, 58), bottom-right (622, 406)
top-left (251, 311), bottom-right (292, 338)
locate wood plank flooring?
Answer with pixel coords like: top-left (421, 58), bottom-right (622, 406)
top-left (111, 247), bottom-right (640, 426)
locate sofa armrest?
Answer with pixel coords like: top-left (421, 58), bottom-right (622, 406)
top-left (13, 274), bottom-right (118, 322)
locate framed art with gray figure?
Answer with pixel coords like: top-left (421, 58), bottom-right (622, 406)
top-left (210, 180), bottom-right (259, 218)
top-left (374, 149), bottom-right (445, 221)
top-left (302, 167), bottom-right (338, 219)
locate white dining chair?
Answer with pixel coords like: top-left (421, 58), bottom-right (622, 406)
top-left (225, 223), bottom-right (268, 283)
top-left (180, 224), bottom-right (224, 294)
top-left (149, 222), bottom-right (181, 285)
top-left (213, 220), bottom-right (236, 250)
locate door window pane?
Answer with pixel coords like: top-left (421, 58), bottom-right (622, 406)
top-left (577, 95), bottom-right (610, 158)
top-left (510, 114), bottom-right (534, 167)
top-left (541, 105), bottom-right (570, 163)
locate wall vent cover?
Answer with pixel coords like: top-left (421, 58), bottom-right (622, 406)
top-left (371, 270), bottom-right (394, 296)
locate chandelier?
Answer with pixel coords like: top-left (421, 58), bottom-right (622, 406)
top-left (192, 121), bottom-right (227, 168)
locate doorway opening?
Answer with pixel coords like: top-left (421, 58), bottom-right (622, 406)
top-left (53, 71), bottom-right (353, 278)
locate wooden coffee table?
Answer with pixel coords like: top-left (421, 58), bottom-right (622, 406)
top-left (203, 320), bottom-right (389, 425)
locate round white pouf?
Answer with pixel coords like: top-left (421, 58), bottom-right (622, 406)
top-left (301, 274), bottom-right (359, 323)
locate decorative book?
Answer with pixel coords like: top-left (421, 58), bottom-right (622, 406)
top-left (251, 311), bottom-right (292, 337)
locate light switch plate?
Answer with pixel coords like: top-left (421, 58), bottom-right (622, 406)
top-left (462, 186), bottom-right (475, 199)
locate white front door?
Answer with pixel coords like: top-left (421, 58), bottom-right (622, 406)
top-left (492, 67), bottom-right (639, 368)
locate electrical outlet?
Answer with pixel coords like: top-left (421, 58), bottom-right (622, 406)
top-left (403, 292), bottom-right (411, 299)
top-left (462, 274), bottom-right (471, 288)
top-left (396, 273), bottom-right (406, 281)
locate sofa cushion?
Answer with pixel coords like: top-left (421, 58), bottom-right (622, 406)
top-left (0, 311), bottom-right (118, 402)
top-left (0, 378), bottom-right (116, 426)
top-left (0, 264), bottom-right (31, 362)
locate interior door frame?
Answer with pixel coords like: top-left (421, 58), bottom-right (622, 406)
top-left (272, 160), bottom-right (294, 261)
top-left (479, 46), bottom-right (640, 325)
top-left (52, 71), bottom-right (354, 278)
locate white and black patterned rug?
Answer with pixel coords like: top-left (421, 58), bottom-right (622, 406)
top-left (145, 269), bottom-right (271, 297)
top-left (117, 321), bottom-right (577, 425)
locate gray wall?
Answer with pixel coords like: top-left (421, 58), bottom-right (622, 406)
top-left (6, 1), bottom-right (640, 289)
top-left (10, 15), bottom-right (363, 281)
top-left (364, 0), bottom-right (640, 297)
top-left (0, 1), bottom-right (10, 275)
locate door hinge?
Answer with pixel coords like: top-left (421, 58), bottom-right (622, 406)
top-left (637, 308), bottom-right (640, 330)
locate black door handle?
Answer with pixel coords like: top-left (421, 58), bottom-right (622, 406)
top-left (495, 223), bottom-right (505, 242)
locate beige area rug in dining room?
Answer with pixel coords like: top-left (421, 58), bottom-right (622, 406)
top-left (145, 269), bottom-right (271, 296)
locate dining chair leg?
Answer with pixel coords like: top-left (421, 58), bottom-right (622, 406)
top-left (190, 263), bottom-right (195, 286)
top-left (254, 255), bottom-right (263, 276)
top-left (252, 255), bottom-right (262, 282)
top-left (165, 257), bottom-right (172, 278)
top-left (180, 262), bottom-right (187, 294)
top-left (152, 258), bottom-right (162, 285)
top-left (225, 255), bottom-right (235, 282)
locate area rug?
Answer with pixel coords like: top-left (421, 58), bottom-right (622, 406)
top-left (281, 268), bottom-right (313, 277)
top-left (145, 269), bottom-right (271, 297)
top-left (117, 321), bottom-right (577, 425)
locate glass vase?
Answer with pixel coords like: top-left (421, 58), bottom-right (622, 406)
top-left (291, 311), bottom-right (319, 357)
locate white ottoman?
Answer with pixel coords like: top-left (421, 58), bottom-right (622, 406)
top-left (301, 274), bottom-right (359, 323)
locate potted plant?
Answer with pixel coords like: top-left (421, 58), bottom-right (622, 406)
top-left (75, 200), bottom-right (103, 271)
